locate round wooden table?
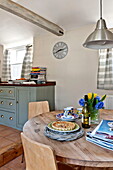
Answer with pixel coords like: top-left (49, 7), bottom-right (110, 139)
top-left (23, 109), bottom-right (113, 169)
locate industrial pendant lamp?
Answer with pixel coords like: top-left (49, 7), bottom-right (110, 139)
top-left (83, 0), bottom-right (113, 49)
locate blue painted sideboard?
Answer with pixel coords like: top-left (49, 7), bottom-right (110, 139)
top-left (0, 82), bottom-right (55, 130)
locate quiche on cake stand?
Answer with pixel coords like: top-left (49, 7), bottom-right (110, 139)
top-left (47, 121), bottom-right (80, 132)
top-left (44, 121), bottom-right (84, 141)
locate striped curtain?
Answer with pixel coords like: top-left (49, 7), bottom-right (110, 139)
top-left (1, 49), bottom-right (11, 82)
top-left (97, 49), bottom-right (113, 90)
top-left (21, 45), bottom-right (33, 79)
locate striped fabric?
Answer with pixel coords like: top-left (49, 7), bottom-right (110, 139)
top-left (21, 45), bottom-right (33, 79)
top-left (1, 50), bottom-right (11, 82)
top-left (97, 49), bottom-right (113, 90)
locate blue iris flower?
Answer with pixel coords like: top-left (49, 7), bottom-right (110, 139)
top-left (79, 99), bottom-right (85, 107)
top-left (95, 101), bottom-right (104, 109)
top-left (95, 96), bottom-right (100, 101)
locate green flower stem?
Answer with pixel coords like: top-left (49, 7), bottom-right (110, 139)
top-left (87, 106), bottom-right (99, 124)
top-left (90, 109), bottom-right (99, 120)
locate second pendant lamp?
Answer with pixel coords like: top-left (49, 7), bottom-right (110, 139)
top-left (83, 0), bottom-right (113, 49)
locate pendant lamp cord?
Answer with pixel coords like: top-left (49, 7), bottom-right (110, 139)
top-left (100, 0), bottom-right (102, 19)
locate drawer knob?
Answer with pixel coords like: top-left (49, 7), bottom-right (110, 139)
top-left (9, 90), bottom-right (12, 94)
top-left (1, 101), bottom-right (3, 104)
top-left (0, 90), bottom-right (3, 93)
top-left (1, 115), bottom-right (4, 118)
top-left (9, 117), bottom-right (13, 120)
top-left (9, 102), bottom-right (13, 106)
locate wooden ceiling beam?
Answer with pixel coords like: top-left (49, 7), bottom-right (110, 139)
top-left (0, 0), bottom-right (64, 36)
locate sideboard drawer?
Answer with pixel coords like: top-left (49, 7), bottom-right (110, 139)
top-left (0, 110), bottom-right (16, 126)
top-left (0, 99), bottom-right (16, 110)
top-left (0, 87), bottom-right (15, 98)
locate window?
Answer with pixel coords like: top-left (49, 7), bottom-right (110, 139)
top-left (97, 49), bottom-right (113, 90)
top-left (10, 47), bottom-right (26, 80)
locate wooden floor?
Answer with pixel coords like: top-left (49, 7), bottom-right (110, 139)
top-left (0, 155), bottom-right (25, 170)
top-left (0, 124), bottom-right (23, 168)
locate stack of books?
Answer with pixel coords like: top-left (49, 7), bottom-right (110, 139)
top-left (86, 120), bottom-right (113, 151)
top-left (30, 67), bottom-right (47, 83)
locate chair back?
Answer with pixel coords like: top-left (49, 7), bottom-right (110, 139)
top-left (28, 101), bottom-right (50, 119)
top-left (21, 133), bottom-right (58, 170)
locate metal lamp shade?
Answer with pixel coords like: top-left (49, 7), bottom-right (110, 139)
top-left (83, 19), bottom-right (113, 49)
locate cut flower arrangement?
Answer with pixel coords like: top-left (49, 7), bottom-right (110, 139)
top-left (79, 93), bottom-right (106, 124)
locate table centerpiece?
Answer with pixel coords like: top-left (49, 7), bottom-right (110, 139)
top-left (79, 93), bottom-right (106, 124)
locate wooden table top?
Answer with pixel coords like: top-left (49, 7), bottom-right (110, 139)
top-left (23, 109), bottom-right (113, 168)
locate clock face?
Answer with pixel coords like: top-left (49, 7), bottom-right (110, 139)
top-left (53, 42), bottom-right (68, 59)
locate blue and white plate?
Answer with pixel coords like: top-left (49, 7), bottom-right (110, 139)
top-left (56, 113), bottom-right (79, 121)
top-left (44, 126), bottom-right (84, 141)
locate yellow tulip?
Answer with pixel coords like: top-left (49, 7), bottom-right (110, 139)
top-left (94, 93), bottom-right (98, 98)
top-left (88, 93), bottom-right (98, 99)
top-left (88, 93), bottom-right (92, 99)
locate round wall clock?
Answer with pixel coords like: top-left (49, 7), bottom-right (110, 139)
top-left (53, 42), bottom-right (68, 59)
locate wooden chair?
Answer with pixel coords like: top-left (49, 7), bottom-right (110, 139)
top-left (28, 101), bottom-right (50, 119)
top-left (22, 101), bottom-right (50, 163)
top-left (21, 133), bottom-right (74, 170)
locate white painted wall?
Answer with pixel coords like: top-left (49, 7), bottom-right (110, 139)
top-left (33, 25), bottom-right (113, 110)
top-left (4, 38), bottom-right (33, 49)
